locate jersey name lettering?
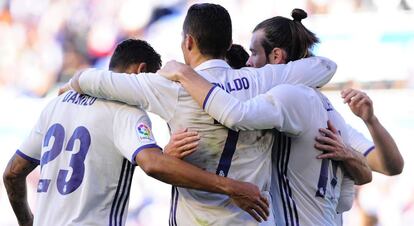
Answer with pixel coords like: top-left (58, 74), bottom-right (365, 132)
top-left (62, 91), bottom-right (97, 106)
top-left (212, 77), bottom-right (249, 93)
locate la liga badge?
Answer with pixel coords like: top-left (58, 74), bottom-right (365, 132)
top-left (136, 123), bottom-right (152, 141)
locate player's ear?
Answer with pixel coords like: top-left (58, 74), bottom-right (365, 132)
top-left (123, 63), bottom-right (145, 74)
top-left (136, 63), bottom-right (147, 73)
top-left (269, 47), bottom-right (287, 64)
top-left (185, 34), bottom-right (194, 52)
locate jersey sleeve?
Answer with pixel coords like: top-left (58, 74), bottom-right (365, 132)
top-left (203, 84), bottom-right (309, 135)
top-left (79, 69), bottom-right (180, 122)
top-left (17, 110), bottom-right (47, 165)
top-left (250, 56), bottom-right (337, 92)
top-left (346, 124), bottom-right (375, 156)
top-left (336, 175), bottom-right (355, 213)
top-left (113, 106), bottom-right (161, 165)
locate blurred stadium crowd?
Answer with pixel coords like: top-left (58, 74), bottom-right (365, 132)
top-left (0, 0), bottom-right (413, 225)
top-left (1, 0), bottom-right (414, 96)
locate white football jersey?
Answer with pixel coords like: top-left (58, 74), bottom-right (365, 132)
top-left (315, 92), bottom-right (374, 226)
top-left (203, 84), bottom-right (358, 225)
top-left (345, 123), bottom-right (375, 156)
top-left (17, 90), bottom-right (159, 226)
top-left (78, 57), bottom-right (337, 226)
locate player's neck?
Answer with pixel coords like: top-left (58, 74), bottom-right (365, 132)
top-left (189, 54), bottom-right (224, 69)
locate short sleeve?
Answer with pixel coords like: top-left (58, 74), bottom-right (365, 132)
top-left (346, 124), bottom-right (375, 156)
top-left (113, 106), bottom-right (161, 164)
top-left (336, 175), bottom-right (355, 213)
top-left (17, 113), bottom-right (45, 164)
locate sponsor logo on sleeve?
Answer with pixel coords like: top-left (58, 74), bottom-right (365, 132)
top-left (136, 123), bottom-right (153, 142)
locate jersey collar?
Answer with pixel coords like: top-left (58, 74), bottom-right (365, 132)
top-left (194, 59), bottom-right (231, 71)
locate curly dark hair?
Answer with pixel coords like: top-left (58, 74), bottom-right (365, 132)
top-left (109, 39), bottom-right (162, 73)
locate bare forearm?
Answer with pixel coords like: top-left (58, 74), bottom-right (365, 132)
top-left (137, 147), bottom-right (269, 222)
top-left (140, 150), bottom-right (235, 196)
top-left (3, 154), bottom-right (37, 226)
top-left (3, 177), bottom-right (33, 226)
top-left (178, 70), bottom-right (214, 108)
top-left (342, 150), bottom-right (372, 185)
top-left (365, 116), bottom-right (403, 175)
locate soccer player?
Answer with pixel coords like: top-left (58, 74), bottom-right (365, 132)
top-left (156, 8), bottom-right (401, 225)
top-left (240, 9), bottom-right (402, 224)
top-left (2, 39), bottom-right (269, 226)
top-left (60, 3), bottom-right (338, 225)
top-left (155, 61), bottom-right (370, 226)
top-left (245, 9), bottom-right (403, 177)
top-left (243, 9), bottom-right (402, 222)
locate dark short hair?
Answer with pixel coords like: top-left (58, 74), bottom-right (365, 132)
top-left (183, 3), bottom-right (232, 58)
top-left (254, 8), bottom-right (319, 63)
top-left (109, 39), bottom-right (162, 73)
top-left (226, 44), bottom-right (249, 69)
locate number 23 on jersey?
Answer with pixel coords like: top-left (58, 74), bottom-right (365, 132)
top-left (38, 123), bottom-right (91, 195)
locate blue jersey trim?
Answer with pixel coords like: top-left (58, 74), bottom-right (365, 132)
top-left (274, 131), bottom-right (299, 226)
top-left (118, 164), bottom-right (135, 226)
top-left (109, 159), bottom-right (134, 226)
top-left (363, 146), bottom-right (375, 157)
top-left (169, 186), bottom-right (179, 226)
top-left (202, 85), bottom-right (218, 110)
top-left (131, 144), bottom-right (162, 165)
top-left (16, 150), bottom-right (40, 165)
top-left (215, 130), bottom-right (239, 177)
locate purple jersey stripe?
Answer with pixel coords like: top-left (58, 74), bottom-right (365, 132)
top-left (284, 137), bottom-right (299, 226)
top-left (16, 150), bottom-right (40, 165)
top-left (202, 85), bottom-right (218, 110)
top-left (169, 186), bottom-right (175, 226)
top-left (169, 186), bottom-right (178, 226)
top-left (215, 130), bottom-right (239, 177)
top-left (275, 132), bottom-right (290, 225)
top-left (275, 131), bottom-right (299, 226)
top-left (173, 186), bottom-right (179, 226)
top-left (109, 159), bottom-right (127, 226)
top-left (118, 164), bottom-right (135, 226)
top-left (364, 146), bottom-right (375, 156)
top-left (131, 144), bottom-right (162, 165)
top-left (114, 162), bottom-right (132, 226)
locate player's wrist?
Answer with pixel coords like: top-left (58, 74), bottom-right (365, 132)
top-left (216, 176), bottom-right (236, 196)
top-left (363, 115), bottom-right (378, 126)
top-left (177, 66), bottom-right (197, 84)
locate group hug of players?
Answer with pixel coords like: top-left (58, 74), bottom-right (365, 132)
top-left (3, 3), bottom-right (402, 226)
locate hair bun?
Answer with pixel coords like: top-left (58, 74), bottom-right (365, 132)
top-left (291, 8), bottom-right (307, 22)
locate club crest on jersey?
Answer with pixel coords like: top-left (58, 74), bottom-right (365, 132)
top-left (136, 123), bottom-right (152, 141)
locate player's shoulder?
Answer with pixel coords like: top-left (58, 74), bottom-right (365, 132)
top-left (113, 103), bottom-right (149, 120)
top-left (40, 93), bottom-right (69, 117)
top-left (74, 93), bottom-right (147, 120)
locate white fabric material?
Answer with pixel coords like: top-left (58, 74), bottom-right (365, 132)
top-left (18, 90), bottom-right (158, 226)
top-left (78, 56), bottom-right (336, 225)
top-left (203, 83), bottom-right (360, 226)
top-left (346, 124), bottom-right (375, 155)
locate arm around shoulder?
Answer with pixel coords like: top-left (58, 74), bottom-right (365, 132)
top-left (274, 56), bottom-right (337, 88)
